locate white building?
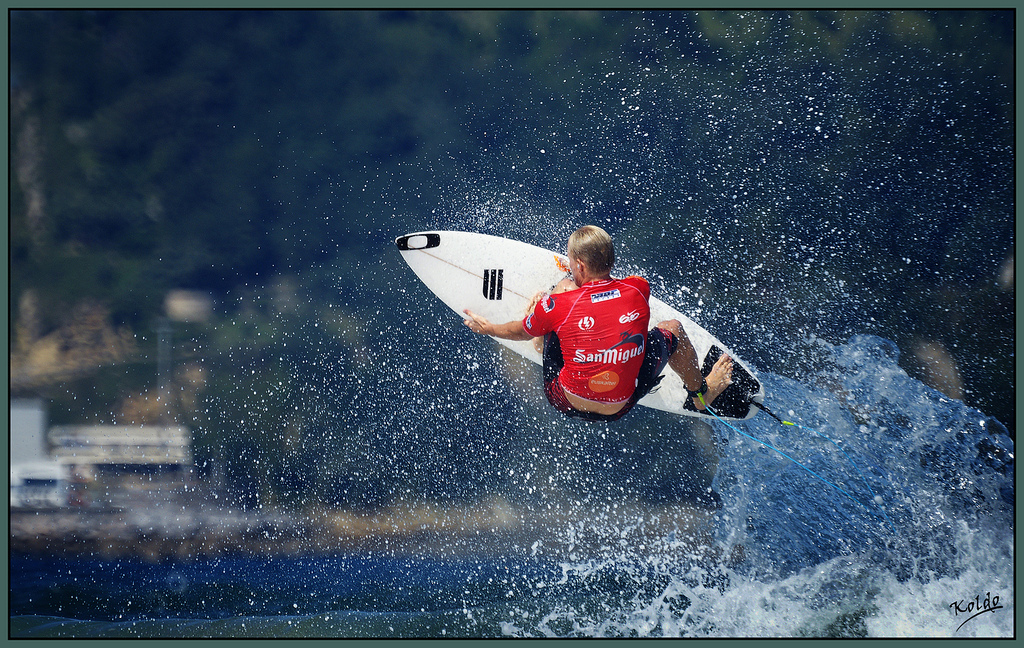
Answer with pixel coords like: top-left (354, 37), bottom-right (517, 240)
top-left (10, 399), bottom-right (66, 509)
top-left (11, 399), bottom-right (194, 508)
top-left (10, 461), bottom-right (67, 509)
top-left (49, 424), bottom-right (192, 481)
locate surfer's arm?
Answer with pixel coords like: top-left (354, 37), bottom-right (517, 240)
top-left (462, 309), bottom-right (534, 341)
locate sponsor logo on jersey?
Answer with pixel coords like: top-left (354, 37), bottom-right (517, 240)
top-left (591, 289), bottom-right (621, 303)
top-left (573, 344), bottom-right (644, 366)
top-left (578, 316), bottom-right (595, 331)
top-left (573, 331), bottom-right (646, 366)
top-left (542, 295), bottom-right (556, 313)
top-left (619, 310), bottom-right (641, 324)
top-left (588, 370), bottom-right (620, 393)
top-left (612, 332), bottom-right (646, 352)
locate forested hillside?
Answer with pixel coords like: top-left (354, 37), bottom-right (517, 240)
top-left (10, 10), bottom-right (1014, 508)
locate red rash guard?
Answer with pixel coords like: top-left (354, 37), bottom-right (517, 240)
top-left (522, 276), bottom-right (652, 403)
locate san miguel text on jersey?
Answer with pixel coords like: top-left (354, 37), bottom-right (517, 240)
top-left (573, 335), bottom-right (646, 365)
top-left (523, 276), bottom-right (652, 403)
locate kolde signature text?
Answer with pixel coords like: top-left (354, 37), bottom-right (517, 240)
top-left (950, 591), bottom-right (1002, 632)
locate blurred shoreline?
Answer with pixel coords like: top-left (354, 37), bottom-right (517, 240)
top-left (10, 497), bottom-right (718, 563)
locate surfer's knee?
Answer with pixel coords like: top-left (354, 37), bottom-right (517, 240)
top-left (657, 319), bottom-right (683, 336)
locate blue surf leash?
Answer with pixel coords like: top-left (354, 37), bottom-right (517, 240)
top-left (697, 394), bottom-right (897, 535)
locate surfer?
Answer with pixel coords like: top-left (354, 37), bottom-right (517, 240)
top-left (463, 225), bottom-right (733, 421)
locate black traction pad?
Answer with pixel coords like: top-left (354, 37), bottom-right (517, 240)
top-left (681, 345), bottom-right (761, 419)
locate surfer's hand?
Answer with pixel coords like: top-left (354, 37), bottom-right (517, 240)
top-left (526, 291), bottom-right (544, 316)
top-left (463, 309), bottom-right (492, 336)
top-left (464, 310), bottom-right (534, 341)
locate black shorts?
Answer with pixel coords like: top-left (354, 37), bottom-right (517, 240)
top-left (542, 327), bottom-right (679, 422)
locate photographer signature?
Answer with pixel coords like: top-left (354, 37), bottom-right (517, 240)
top-left (950, 592), bottom-right (1003, 632)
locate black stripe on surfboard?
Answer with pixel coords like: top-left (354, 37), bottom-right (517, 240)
top-left (483, 269), bottom-right (504, 300)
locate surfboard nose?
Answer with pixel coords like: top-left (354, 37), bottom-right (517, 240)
top-left (396, 233), bottom-right (441, 251)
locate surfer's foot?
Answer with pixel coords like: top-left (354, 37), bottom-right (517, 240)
top-left (694, 354), bottom-right (733, 409)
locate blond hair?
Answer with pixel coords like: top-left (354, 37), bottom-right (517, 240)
top-left (568, 225), bottom-right (614, 274)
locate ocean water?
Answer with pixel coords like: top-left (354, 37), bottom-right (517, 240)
top-left (9, 9), bottom-right (1013, 640)
top-left (10, 335), bottom-right (1013, 638)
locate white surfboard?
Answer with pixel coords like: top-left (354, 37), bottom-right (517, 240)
top-left (396, 231), bottom-right (763, 420)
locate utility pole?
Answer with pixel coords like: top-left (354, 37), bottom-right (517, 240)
top-left (157, 317), bottom-right (172, 421)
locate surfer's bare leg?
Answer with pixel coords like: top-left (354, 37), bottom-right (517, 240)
top-left (657, 319), bottom-right (733, 410)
